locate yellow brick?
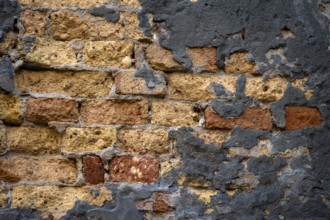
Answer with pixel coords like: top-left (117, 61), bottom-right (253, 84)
top-left (168, 73), bottom-right (236, 101)
top-left (189, 188), bottom-right (217, 204)
top-left (82, 41), bottom-right (133, 67)
top-left (245, 76), bottom-right (287, 102)
top-left (7, 126), bottom-right (61, 154)
top-left (187, 47), bottom-right (217, 72)
top-left (62, 127), bottom-right (116, 153)
top-left (224, 52), bottom-right (256, 74)
top-left (22, 10), bottom-right (47, 36)
top-left (19, 0), bottom-right (107, 7)
top-left (160, 159), bottom-right (180, 175)
top-left (0, 93), bottom-right (23, 125)
top-left (0, 126), bottom-right (6, 154)
top-left (123, 13), bottom-right (147, 40)
top-left (0, 188), bottom-right (8, 208)
top-left (121, 0), bottom-right (140, 7)
top-left (151, 101), bottom-right (199, 126)
top-left (12, 185), bottom-right (111, 211)
top-left (119, 128), bottom-right (169, 154)
top-left (0, 156), bottom-right (77, 183)
top-left (16, 70), bottom-right (112, 98)
top-left (25, 38), bottom-right (77, 66)
top-left (191, 131), bottom-right (228, 148)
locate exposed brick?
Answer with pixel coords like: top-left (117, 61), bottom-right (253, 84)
top-left (26, 98), bottom-right (78, 124)
top-left (0, 156), bottom-right (77, 183)
top-left (22, 10), bottom-right (47, 36)
top-left (168, 74), bottom-right (236, 101)
top-left (25, 38), bottom-right (77, 66)
top-left (0, 126), bottom-right (6, 154)
top-left (119, 128), bottom-right (169, 154)
top-left (151, 101), bottom-right (199, 126)
top-left (123, 13), bottom-right (147, 40)
top-left (83, 156), bottom-right (104, 185)
top-left (115, 70), bottom-right (166, 96)
top-left (82, 41), bottom-right (133, 68)
top-left (188, 47), bottom-right (217, 72)
top-left (245, 76), bottom-right (287, 102)
top-left (224, 52), bottom-right (256, 74)
top-left (80, 100), bottom-right (148, 125)
top-left (205, 106), bottom-right (272, 130)
top-left (0, 93), bottom-right (23, 125)
top-left (7, 126), bottom-right (61, 154)
top-left (146, 44), bottom-right (184, 72)
top-left (285, 106), bottom-right (323, 130)
top-left (18, 0), bottom-right (108, 7)
top-left (121, 0), bottom-right (140, 7)
top-left (191, 131), bottom-right (229, 148)
top-left (109, 156), bottom-right (159, 183)
top-left (16, 70), bottom-right (112, 98)
top-left (153, 192), bottom-right (174, 212)
top-left (0, 188), bottom-right (8, 208)
top-left (11, 185), bottom-right (111, 211)
top-left (62, 127), bottom-right (116, 153)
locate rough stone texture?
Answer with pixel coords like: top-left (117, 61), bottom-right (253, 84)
top-left (115, 70), bottom-right (166, 96)
top-left (285, 106), bottom-right (323, 130)
top-left (25, 38), bottom-right (77, 66)
top-left (16, 70), bottom-right (112, 98)
top-left (119, 128), bottom-right (169, 154)
top-left (191, 131), bottom-right (229, 148)
top-left (80, 100), bottom-right (148, 125)
top-left (151, 101), bottom-right (199, 126)
top-left (205, 106), bottom-right (272, 130)
top-left (187, 47), bottom-right (217, 72)
top-left (146, 44), bottom-right (183, 72)
top-left (0, 32), bottom-right (15, 55)
top-left (26, 98), bottom-right (78, 124)
top-left (0, 188), bottom-right (7, 208)
top-left (168, 74), bottom-right (236, 101)
top-left (0, 126), bottom-right (6, 154)
top-left (152, 193), bottom-right (174, 212)
top-left (0, 93), bottom-right (23, 125)
top-left (246, 76), bottom-right (287, 102)
top-left (109, 156), bottom-right (159, 182)
top-left (22, 10), bottom-right (46, 36)
top-left (121, 0), bottom-right (140, 7)
top-left (124, 13), bottom-right (148, 40)
top-left (82, 41), bottom-right (133, 68)
top-left (83, 156), bottom-right (104, 185)
top-left (224, 52), bottom-right (256, 74)
top-left (0, 156), bottom-right (77, 183)
top-left (7, 126), bottom-right (61, 154)
top-left (11, 185), bottom-right (111, 211)
top-left (18, 0), bottom-right (108, 7)
top-left (62, 127), bottom-right (116, 153)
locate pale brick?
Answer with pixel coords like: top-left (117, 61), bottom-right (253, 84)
top-left (115, 70), bottom-right (166, 96)
top-left (224, 52), bottom-right (256, 74)
top-left (0, 126), bottom-right (6, 154)
top-left (82, 41), bottom-right (133, 67)
top-left (191, 131), bottom-right (229, 148)
top-left (26, 98), bottom-right (79, 124)
top-left (205, 106), bottom-right (272, 130)
top-left (16, 70), bottom-right (112, 98)
top-left (123, 13), bottom-right (147, 40)
top-left (245, 76), bottom-right (287, 102)
top-left (22, 10), bottom-right (47, 36)
top-left (151, 101), bottom-right (199, 126)
top-left (121, 0), bottom-right (140, 7)
top-left (81, 100), bottom-right (148, 125)
top-left (146, 44), bottom-right (184, 72)
top-left (0, 156), bottom-right (77, 183)
top-left (62, 127), bottom-right (116, 153)
top-left (109, 156), bottom-right (159, 183)
top-left (0, 188), bottom-right (7, 208)
top-left (12, 185), bottom-right (111, 211)
top-left (0, 93), bottom-right (23, 125)
top-left (7, 126), bottom-right (61, 154)
top-left (119, 128), bottom-right (169, 154)
top-left (25, 38), bottom-right (77, 66)
top-left (188, 47), bottom-right (217, 72)
top-left (19, 0), bottom-right (107, 7)
top-left (168, 74), bottom-right (236, 101)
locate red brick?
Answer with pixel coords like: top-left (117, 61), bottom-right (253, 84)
top-left (153, 192), bottom-right (174, 212)
top-left (80, 100), bottom-right (148, 125)
top-left (205, 106), bottom-right (272, 130)
top-left (26, 98), bottom-right (78, 124)
top-left (285, 106), bottom-right (323, 130)
top-left (109, 156), bottom-right (159, 183)
top-left (83, 156), bottom-right (104, 185)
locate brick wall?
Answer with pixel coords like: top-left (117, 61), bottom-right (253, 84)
top-left (0, 0), bottom-right (329, 219)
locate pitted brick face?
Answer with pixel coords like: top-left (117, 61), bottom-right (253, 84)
top-left (83, 156), bottom-right (104, 185)
top-left (109, 156), bottom-right (159, 183)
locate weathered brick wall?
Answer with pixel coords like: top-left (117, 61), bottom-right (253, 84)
top-left (0, 0), bottom-right (329, 219)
